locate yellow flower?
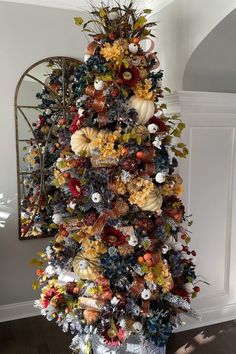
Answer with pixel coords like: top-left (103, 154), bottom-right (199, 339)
top-left (100, 40), bottom-right (124, 63)
top-left (133, 79), bottom-right (155, 100)
top-left (82, 239), bottom-right (107, 258)
top-left (91, 131), bottom-right (121, 159)
top-left (161, 183), bottom-right (173, 196)
top-left (118, 244), bottom-right (134, 255)
top-left (72, 225), bottom-right (94, 243)
top-left (127, 177), bottom-right (154, 207)
top-left (54, 169), bottom-right (66, 186)
top-left (111, 178), bottom-right (127, 195)
top-left (174, 184), bottom-right (184, 197)
top-left (162, 181), bottom-right (184, 197)
top-left (145, 260), bottom-right (173, 293)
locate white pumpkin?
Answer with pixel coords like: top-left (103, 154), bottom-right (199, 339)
top-left (128, 43), bottom-right (139, 54)
top-left (78, 297), bottom-right (105, 311)
top-left (108, 11), bottom-right (118, 21)
top-left (94, 79), bottom-right (105, 91)
top-left (148, 123), bottom-right (158, 134)
top-left (141, 187), bottom-right (163, 213)
top-left (129, 95), bottom-right (155, 125)
top-left (184, 282), bottom-right (194, 293)
top-left (70, 127), bottom-right (97, 156)
top-left (72, 252), bottom-right (100, 281)
top-left (84, 54), bottom-right (91, 62)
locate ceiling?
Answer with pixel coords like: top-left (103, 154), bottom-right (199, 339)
top-left (0, 0), bottom-right (175, 12)
top-left (183, 8), bottom-right (236, 93)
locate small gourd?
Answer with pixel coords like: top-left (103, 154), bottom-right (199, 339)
top-left (141, 187), bottom-right (163, 213)
top-left (129, 95), bottom-right (155, 125)
top-left (128, 43), bottom-right (139, 54)
top-left (70, 127), bottom-right (97, 156)
top-left (94, 79), bottom-right (105, 91)
top-left (78, 296), bottom-right (105, 311)
top-left (83, 308), bottom-right (100, 324)
top-left (72, 252), bottom-right (101, 281)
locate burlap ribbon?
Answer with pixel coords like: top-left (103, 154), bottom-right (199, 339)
top-left (91, 199), bottom-right (129, 235)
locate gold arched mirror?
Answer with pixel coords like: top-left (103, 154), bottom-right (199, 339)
top-left (15, 57), bottom-right (83, 239)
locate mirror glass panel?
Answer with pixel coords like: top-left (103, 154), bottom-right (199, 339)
top-left (15, 57), bottom-right (82, 239)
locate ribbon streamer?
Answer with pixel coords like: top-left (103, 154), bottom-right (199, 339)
top-left (85, 85), bottom-right (108, 126)
top-left (91, 199), bottom-right (129, 235)
top-left (86, 41), bottom-right (101, 56)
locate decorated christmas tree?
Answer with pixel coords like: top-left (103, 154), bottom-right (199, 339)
top-left (34, 3), bottom-right (200, 353)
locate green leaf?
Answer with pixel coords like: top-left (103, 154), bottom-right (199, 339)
top-left (32, 281), bottom-right (40, 291)
top-left (177, 122), bottom-right (186, 131)
top-left (141, 29), bottom-right (151, 37)
top-left (188, 220), bottom-right (193, 227)
top-left (134, 16), bottom-right (147, 30)
top-left (160, 103), bottom-right (167, 110)
top-left (183, 147), bottom-right (189, 156)
top-left (186, 236), bottom-right (191, 244)
top-left (121, 88), bottom-right (128, 97)
top-left (99, 7), bottom-right (106, 18)
top-left (172, 129), bottom-right (181, 137)
top-left (164, 223), bottom-right (171, 234)
top-left (74, 17), bottom-right (84, 26)
top-left (171, 114), bottom-right (181, 120)
top-left (136, 136), bottom-right (142, 145)
top-left (164, 135), bottom-right (172, 144)
top-left (30, 258), bottom-right (44, 267)
top-left (164, 87), bottom-right (171, 93)
top-left (122, 58), bottom-right (130, 68)
top-left (177, 143), bottom-right (186, 148)
top-left (141, 264), bottom-right (149, 273)
top-left (143, 9), bottom-right (152, 14)
top-left (49, 223), bottom-right (58, 229)
top-left (102, 74), bottom-right (113, 81)
top-left (37, 252), bottom-right (45, 258)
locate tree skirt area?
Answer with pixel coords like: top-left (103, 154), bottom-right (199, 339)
top-left (91, 335), bottom-right (166, 354)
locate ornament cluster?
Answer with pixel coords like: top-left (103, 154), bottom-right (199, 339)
top-left (33, 3), bottom-right (200, 353)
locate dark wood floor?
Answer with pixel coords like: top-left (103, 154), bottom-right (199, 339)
top-left (0, 316), bottom-right (235, 354)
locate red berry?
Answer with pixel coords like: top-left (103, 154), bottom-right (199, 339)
top-left (136, 151), bottom-right (144, 159)
top-left (191, 250), bottom-right (197, 256)
top-left (58, 118), bottom-right (66, 125)
top-left (194, 286), bottom-right (200, 293)
top-left (111, 88), bottom-right (119, 97)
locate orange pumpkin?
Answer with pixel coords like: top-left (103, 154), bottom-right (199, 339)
top-left (83, 308), bottom-right (100, 324)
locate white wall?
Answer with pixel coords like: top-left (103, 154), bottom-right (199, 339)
top-left (152, 0), bottom-right (236, 91)
top-left (0, 1), bottom-right (87, 308)
top-left (183, 9), bottom-right (236, 93)
top-left (165, 91), bottom-right (236, 329)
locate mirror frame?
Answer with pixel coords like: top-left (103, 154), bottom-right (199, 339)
top-left (15, 56), bottom-right (82, 240)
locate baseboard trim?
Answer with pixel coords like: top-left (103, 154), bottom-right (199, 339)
top-left (0, 300), bottom-right (40, 323)
top-left (1, 300), bottom-right (236, 330)
top-left (176, 302), bottom-right (236, 332)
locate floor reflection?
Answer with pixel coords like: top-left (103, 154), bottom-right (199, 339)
top-left (167, 320), bottom-right (236, 354)
top-left (0, 193), bottom-right (13, 228)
